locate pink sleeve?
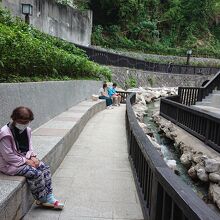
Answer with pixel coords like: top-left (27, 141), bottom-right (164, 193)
top-left (0, 138), bottom-right (27, 166)
top-left (26, 128), bottom-right (37, 159)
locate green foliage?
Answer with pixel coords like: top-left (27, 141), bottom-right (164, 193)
top-left (56, 0), bottom-right (89, 10)
top-left (125, 76), bottom-right (137, 88)
top-left (0, 7), bottom-right (111, 82)
top-left (90, 0), bottom-right (220, 58)
top-left (147, 75), bottom-right (156, 87)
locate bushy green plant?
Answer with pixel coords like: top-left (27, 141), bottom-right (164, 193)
top-left (0, 6), bottom-right (111, 82)
top-left (90, 0), bottom-right (220, 59)
top-left (147, 76), bottom-right (156, 87)
top-left (56, 0), bottom-right (89, 10)
top-left (125, 76), bottom-right (137, 88)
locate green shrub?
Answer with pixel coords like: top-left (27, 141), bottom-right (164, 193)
top-left (92, 25), bottom-right (220, 59)
top-left (125, 76), bottom-right (137, 89)
top-left (147, 76), bottom-right (156, 87)
top-left (0, 7), bottom-right (111, 82)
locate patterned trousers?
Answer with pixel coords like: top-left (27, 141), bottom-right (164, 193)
top-left (17, 162), bottom-right (52, 201)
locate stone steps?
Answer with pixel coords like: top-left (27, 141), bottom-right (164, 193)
top-left (193, 90), bottom-right (220, 115)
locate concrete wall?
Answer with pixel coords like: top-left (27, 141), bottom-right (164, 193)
top-left (2, 0), bottom-right (92, 46)
top-left (110, 66), bottom-right (214, 89)
top-left (0, 80), bottom-right (101, 129)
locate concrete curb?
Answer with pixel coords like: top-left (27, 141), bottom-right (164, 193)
top-left (0, 100), bottom-right (105, 220)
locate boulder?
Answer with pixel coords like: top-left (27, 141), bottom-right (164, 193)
top-left (142, 91), bottom-right (156, 103)
top-left (160, 90), bottom-right (168, 97)
top-left (197, 168), bottom-right (209, 182)
top-left (133, 103), bottom-right (148, 115)
top-left (180, 152), bottom-right (192, 167)
top-left (205, 159), bottom-right (220, 173)
top-left (192, 152), bottom-right (204, 164)
top-left (138, 122), bottom-right (154, 137)
top-left (134, 112), bottom-right (142, 122)
top-left (188, 166), bottom-right (197, 180)
top-left (154, 91), bottom-right (161, 99)
top-left (209, 173), bottom-right (220, 183)
top-left (136, 93), bottom-right (146, 106)
top-left (209, 183), bottom-right (220, 209)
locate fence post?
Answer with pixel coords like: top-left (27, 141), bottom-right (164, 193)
top-left (205, 119), bottom-right (210, 145)
top-left (149, 174), bottom-right (161, 220)
top-left (197, 89), bottom-right (203, 101)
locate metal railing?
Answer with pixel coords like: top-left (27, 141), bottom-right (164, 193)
top-left (126, 93), bottom-right (219, 220)
top-left (160, 96), bottom-right (220, 152)
top-left (116, 91), bottom-right (132, 103)
top-left (160, 71), bottom-right (220, 151)
top-left (75, 44), bottom-right (220, 75)
top-left (177, 71), bottom-right (220, 106)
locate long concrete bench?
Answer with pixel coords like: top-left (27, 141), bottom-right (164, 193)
top-left (0, 99), bottom-right (105, 220)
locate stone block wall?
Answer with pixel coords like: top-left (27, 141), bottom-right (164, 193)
top-left (110, 66), bottom-right (215, 89)
top-left (2, 0), bottom-right (92, 46)
top-left (0, 80), bottom-right (101, 129)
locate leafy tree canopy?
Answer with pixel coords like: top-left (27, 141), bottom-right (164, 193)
top-left (89, 0), bottom-right (220, 57)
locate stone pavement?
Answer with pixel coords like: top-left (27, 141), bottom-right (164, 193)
top-left (23, 105), bottom-right (144, 220)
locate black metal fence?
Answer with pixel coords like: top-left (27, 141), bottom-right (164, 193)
top-left (178, 71), bottom-right (220, 106)
top-left (76, 44), bottom-right (220, 75)
top-left (116, 91), bottom-right (132, 103)
top-left (160, 96), bottom-right (220, 152)
top-left (160, 71), bottom-right (220, 151)
top-left (126, 93), bottom-right (219, 220)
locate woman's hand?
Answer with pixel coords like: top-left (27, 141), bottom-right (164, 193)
top-left (30, 157), bottom-right (40, 168)
top-left (26, 159), bottom-right (37, 168)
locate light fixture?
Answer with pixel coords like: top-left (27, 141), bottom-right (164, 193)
top-left (21, 4), bottom-right (33, 24)
top-left (22, 4), bottom-right (33, 15)
top-left (186, 49), bottom-right (192, 65)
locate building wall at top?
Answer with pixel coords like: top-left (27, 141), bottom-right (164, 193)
top-left (2, 0), bottom-right (92, 46)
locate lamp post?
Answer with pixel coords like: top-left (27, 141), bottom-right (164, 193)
top-left (21, 4), bottom-right (33, 24)
top-left (186, 49), bottom-right (192, 65)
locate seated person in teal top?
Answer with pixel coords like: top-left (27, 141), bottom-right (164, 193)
top-left (108, 83), bottom-right (121, 106)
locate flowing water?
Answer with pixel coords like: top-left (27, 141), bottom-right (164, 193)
top-left (143, 101), bottom-right (209, 200)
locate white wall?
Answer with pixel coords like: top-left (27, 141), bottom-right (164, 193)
top-left (2, 0), bottom-right (92, 46)
top-left (0, 80), bottom-right (101, 129)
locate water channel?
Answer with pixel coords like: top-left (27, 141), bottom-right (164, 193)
top-left (143, 101), bottom-right (209, 200)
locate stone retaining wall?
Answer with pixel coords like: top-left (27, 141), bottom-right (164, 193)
top-left (110, 66), bottom-right (214, 88)
top-left (0, 80), bottom-right (101, 129)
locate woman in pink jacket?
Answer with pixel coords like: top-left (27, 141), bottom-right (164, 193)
top-left (0, 106), bottom-right (64, 209)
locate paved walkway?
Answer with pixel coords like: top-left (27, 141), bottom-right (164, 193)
top-left (23, 105), bottom-right (144, 220)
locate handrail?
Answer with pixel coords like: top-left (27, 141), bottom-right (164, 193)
top-left (160, 96), bottom-right (220, 152)
top-left (177, 70), bottom-right (220, 105)
top-left (126, 93), bottom-right (219, 220)
top-left (75, 44), bottom-right (220, 75)
top-left (202, 71), bottom-right (220, 98)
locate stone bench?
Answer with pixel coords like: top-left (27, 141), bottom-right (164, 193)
top-left (0, 100), bottom-right (105, 220)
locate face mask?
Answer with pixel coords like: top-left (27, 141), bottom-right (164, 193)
top-left (15, 123), bottom-right (29, 132)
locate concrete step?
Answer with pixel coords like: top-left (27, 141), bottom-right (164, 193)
top-left (191, 105), bottom-right (220, 118)
top-left (195, 91), bottom-right (220, 109)
top-left (195, 101), bottom-right (212, 106)
top-left (204, 93), bottom-right (220, 100)
top-left (212, 90), bottom-right (220, 94)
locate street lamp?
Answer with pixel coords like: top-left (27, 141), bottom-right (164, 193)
top-left (186, 49), bottom-right (192, 65)
top-left (21, 4), bottom-right (33, 24)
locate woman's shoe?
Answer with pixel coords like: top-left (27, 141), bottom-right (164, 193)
top-left (36, 200), bottom-right (64, 210)
top-left (36, 194), bottom-right (64, 210)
